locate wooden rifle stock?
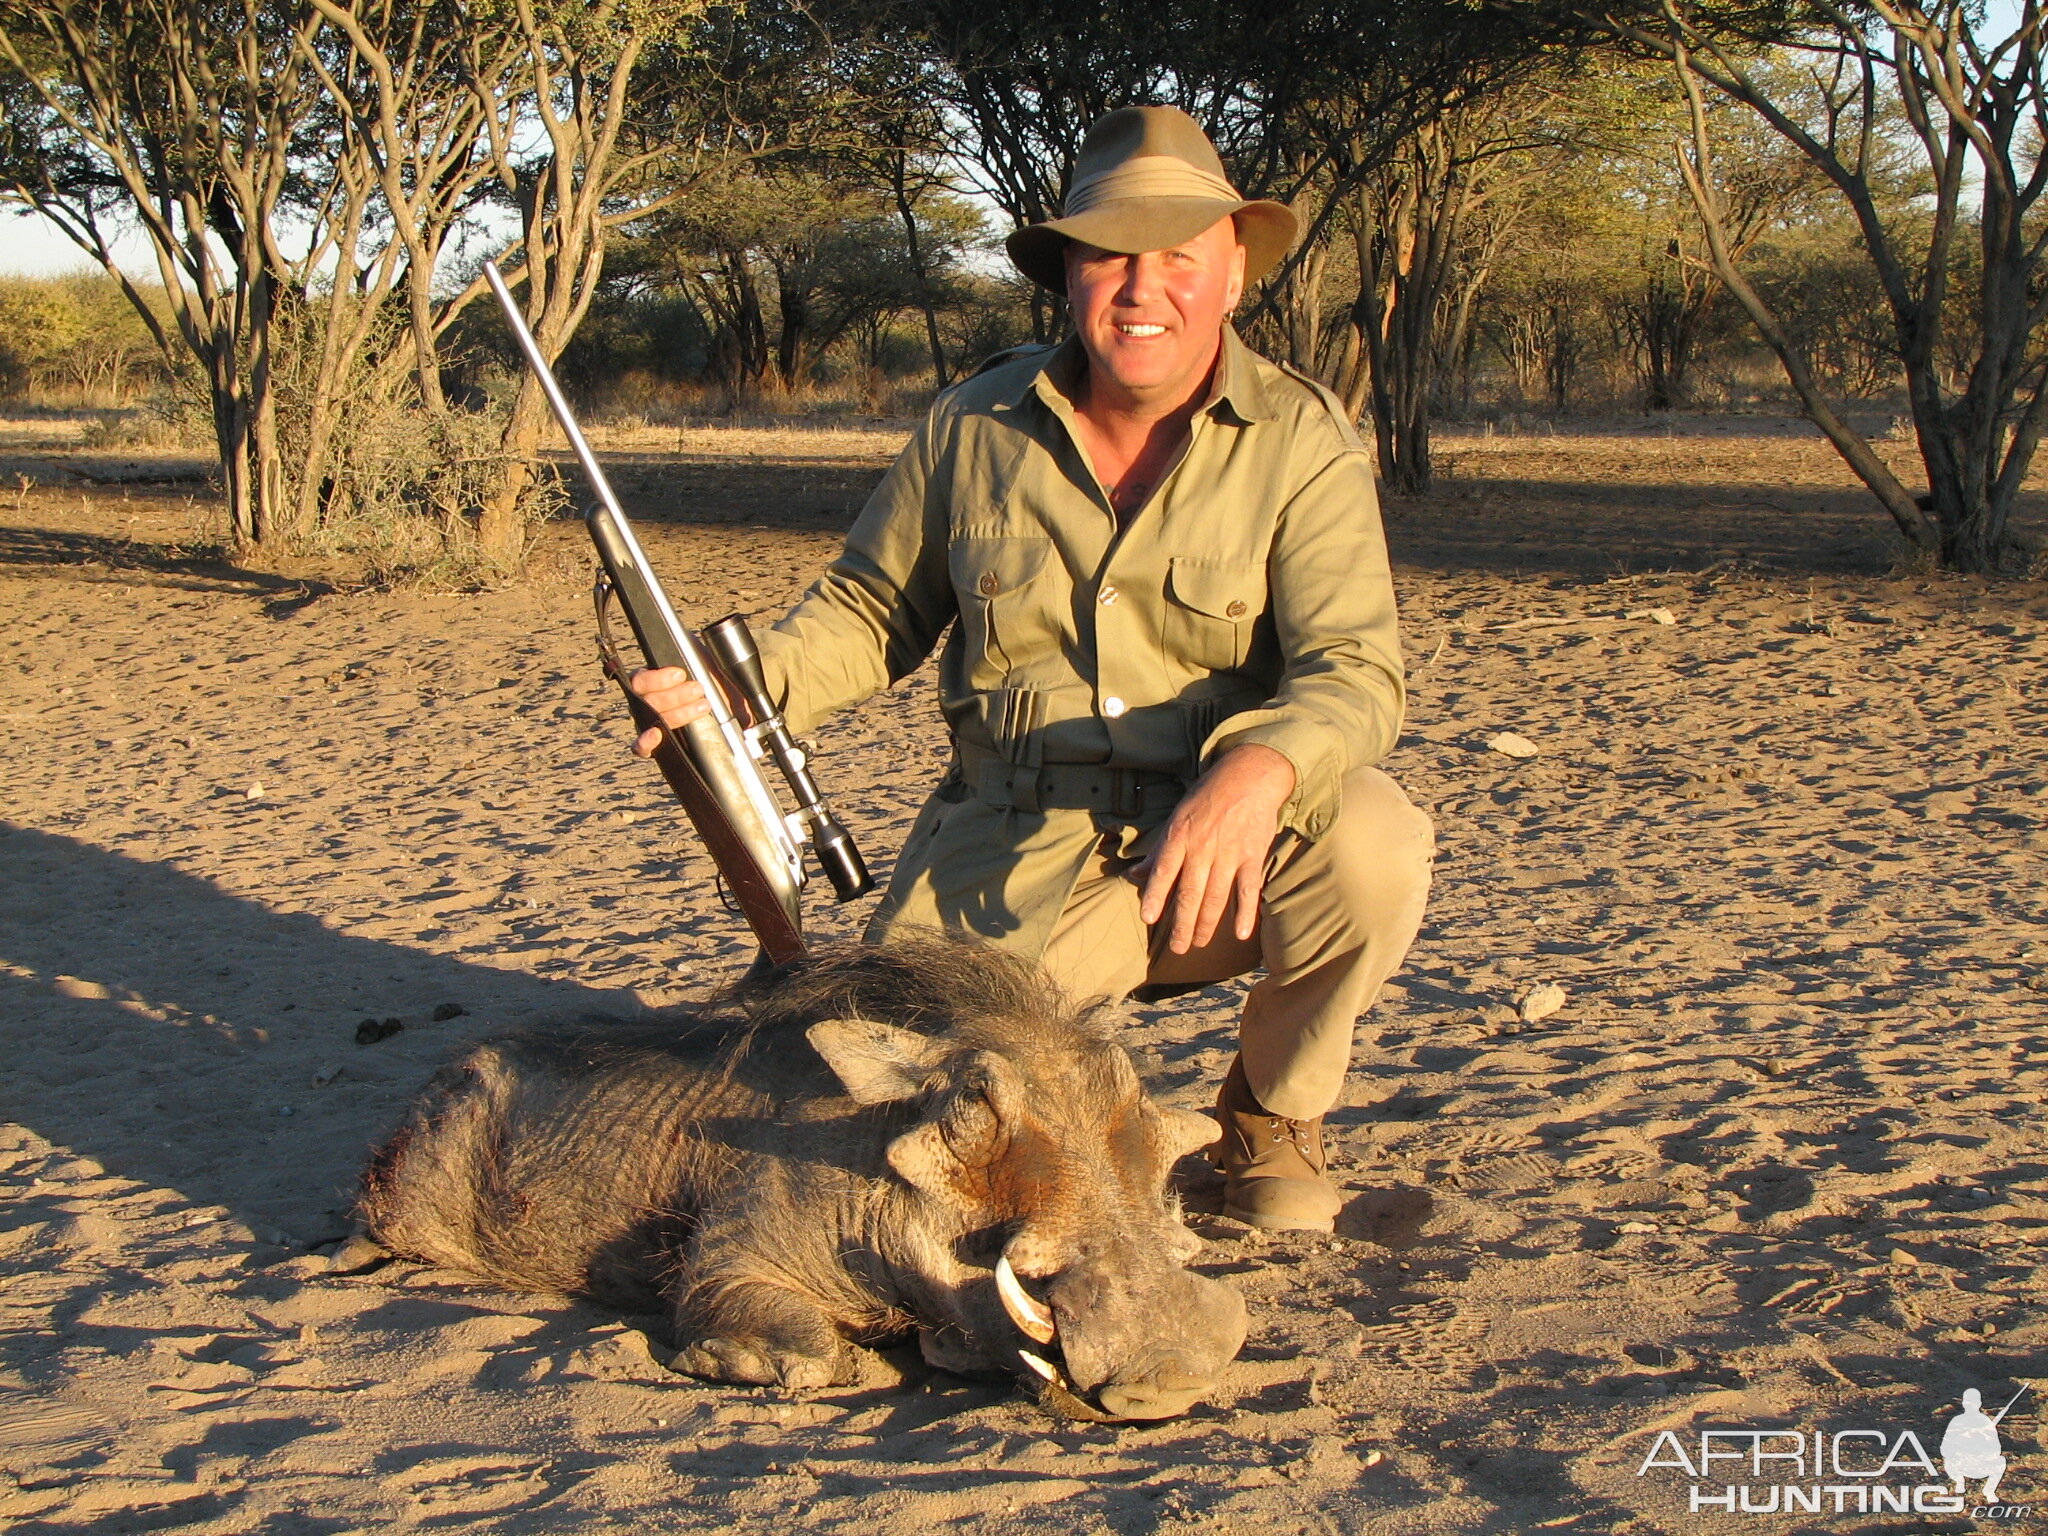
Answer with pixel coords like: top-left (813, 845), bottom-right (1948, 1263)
top-left (593, 590), bottom-right (805, 965)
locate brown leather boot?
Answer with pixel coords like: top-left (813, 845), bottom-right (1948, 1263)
top-left (1211, 1057), bottom-right (1342, 1232)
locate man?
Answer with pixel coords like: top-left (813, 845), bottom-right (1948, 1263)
top-left (631, 106), bottom-right (1433, 1233)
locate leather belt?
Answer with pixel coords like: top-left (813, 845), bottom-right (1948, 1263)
top-left (968, 756), bottom-right (1185, 818)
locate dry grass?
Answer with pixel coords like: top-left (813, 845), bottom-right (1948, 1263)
top-left (579, 418), bottom-right (914, 467)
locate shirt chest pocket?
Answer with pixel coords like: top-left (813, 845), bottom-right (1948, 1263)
top-left (1164, 558), bottom-right (1266, 672)
top-left (952, 536), bottom-right (1058, 681)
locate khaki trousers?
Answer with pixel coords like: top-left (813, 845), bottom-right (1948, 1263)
top-left (1037, 767), bottom-right (1434, 1123)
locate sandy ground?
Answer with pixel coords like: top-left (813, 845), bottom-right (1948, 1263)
top-left (1, 414), bottom-right (2045, 1534)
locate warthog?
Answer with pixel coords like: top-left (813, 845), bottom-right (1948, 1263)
top-left (347, 938), bottom-right (1248, 1420)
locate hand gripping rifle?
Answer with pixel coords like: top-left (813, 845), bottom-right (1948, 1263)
top-left (483, 261), bottom-right (872, 965)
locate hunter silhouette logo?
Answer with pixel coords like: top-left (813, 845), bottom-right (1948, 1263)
top-left (1943, 1387), bottom-right (2026, 1505)
top-left (1635, 1384), bottom-right (2033, 1519)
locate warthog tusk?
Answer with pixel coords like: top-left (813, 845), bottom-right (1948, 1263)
top-left (1016, 1348), bottom-right (1060, 1383)
top-left (995, 1254), bottom-right (1057, 1344)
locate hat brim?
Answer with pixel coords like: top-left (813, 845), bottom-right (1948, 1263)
top-left (1004, 197), bottom-right (1297, 293)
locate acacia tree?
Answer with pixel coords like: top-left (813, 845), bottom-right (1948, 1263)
top-left (298, 0), bottom-right (523, 416)
top-left (1596, 83), bottom-right (1831, 408)
top-left (471, 0), bottom-right (864, 563)
top-left (1335, 81), bottom-right (1588, 489)
top-left (1607, 0), bottom-right (2048, 571)
top-left (0, 0), bottom-right (329, 545)
top-left (0, 0), bottom-right (835, 568)
top-left (856, 0), bottom-right (1594, 348)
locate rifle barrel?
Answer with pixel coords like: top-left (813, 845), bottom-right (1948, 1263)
top-left (481, 262), bottom-right (623, 524)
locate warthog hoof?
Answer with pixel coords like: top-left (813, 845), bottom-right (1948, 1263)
top-left (671, 1336), bottom-right (848, 1389)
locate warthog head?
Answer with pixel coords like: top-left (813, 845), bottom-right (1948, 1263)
top-left (787, 948), bottom-right (1248, 1420)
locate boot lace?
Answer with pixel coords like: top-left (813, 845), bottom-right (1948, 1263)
top-left (1265, 1115), bottom-right (1316, 1157)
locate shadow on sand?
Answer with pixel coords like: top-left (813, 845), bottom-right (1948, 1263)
top-left (0, 523), bottom-right (333, 610)
top-left (0, 821), bottom-right (668, 1237)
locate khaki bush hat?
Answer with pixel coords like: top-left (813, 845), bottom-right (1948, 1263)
top-left (1005, 105), bottom-right (1298, 292)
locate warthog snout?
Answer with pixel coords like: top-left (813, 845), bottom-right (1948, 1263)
top-left (999, 1236), bottom-right (1249, 1421)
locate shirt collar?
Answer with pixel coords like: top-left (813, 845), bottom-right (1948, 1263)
top-left (1005, 326), bottom-right (1275, 424)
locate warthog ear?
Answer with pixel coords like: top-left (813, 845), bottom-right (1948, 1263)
top-left (807, 1019), bottom-right (951, 1105)
top-left (1161, 1107), bottom-right (1220, 1160)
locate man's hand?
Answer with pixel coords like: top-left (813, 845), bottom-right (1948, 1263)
top-left (1136, 743), bottom-right (1296, 954)
top-left (626, 666), bottom-right (713, 757)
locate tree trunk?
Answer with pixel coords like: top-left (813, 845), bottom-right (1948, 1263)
top-left (777, 279), bottom-right (810, 391)
top-left (481, 379), bottom-right (548, 567)
top-left (889, 151), bottom-right (950, 391)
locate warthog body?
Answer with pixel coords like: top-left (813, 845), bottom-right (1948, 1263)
top-left (355, 939), bottom-right (1247, 1419)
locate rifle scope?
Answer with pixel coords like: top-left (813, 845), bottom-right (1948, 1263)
top-left (702, 613), bottom-right (875, 903)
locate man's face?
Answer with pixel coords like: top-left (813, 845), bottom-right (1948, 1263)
top-left (1064, 218), bottom-right (1247, 406)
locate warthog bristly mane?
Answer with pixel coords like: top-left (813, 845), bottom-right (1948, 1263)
top-left (728, 932), bottom-right (1114, 1058)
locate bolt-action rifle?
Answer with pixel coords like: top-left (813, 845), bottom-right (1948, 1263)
top-left (483, 260), bottom-right (872, 965)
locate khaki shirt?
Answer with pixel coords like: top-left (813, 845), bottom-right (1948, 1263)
top-left (754, 327), bottom-right (1404, 958)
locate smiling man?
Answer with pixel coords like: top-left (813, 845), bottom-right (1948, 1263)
top-left (631, 106), bottom-right (1432, 1233)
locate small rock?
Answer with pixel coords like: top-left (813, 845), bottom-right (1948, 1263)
top-left (355, 1017), bottom-right (403, 1045)
top-left (1627, 607), bottom-right (1678, 626)
top-left (1889, 1247), bottom-right (1920, 1267)
top-left (431, 1002), bottom-right (467, 1022)
top-left (1518, 982), bottom-right (1567, 1023)
top-left (1618, 1220), bottom-right (1658, 1235)
top-left (246, 782), bottom-right (264, 800)
top-left (276, 1105), bottom-right (294, 1117)
top-left (1488, 732), bottom-right (1540, 760)
top-left (1360, 1448), bottom-right (1385, 1468)
top-left (310, 1065), bottom-right (343, 1087)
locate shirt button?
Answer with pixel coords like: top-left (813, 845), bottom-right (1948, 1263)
top-left (1225, 599), bottom-right (1247, 618)
top-left (977, 573), bottom-right (999, 596)
top-left (1101, 696), bottom-right (1127, 719)
top-left (1098, 585), bottom-right (1118, 606)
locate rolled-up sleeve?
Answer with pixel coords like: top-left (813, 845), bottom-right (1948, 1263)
top-left (753, 411), bottom-right (956, 739)
top-left (1199, 447), bottom-right (1404, 839)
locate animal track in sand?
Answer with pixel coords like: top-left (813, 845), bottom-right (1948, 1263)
top-left (1350, 1299), bottom-right (1490, 1383)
